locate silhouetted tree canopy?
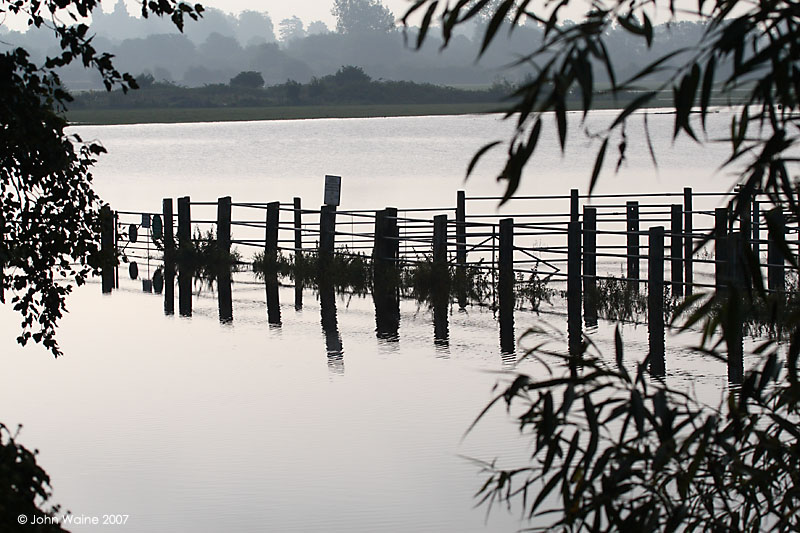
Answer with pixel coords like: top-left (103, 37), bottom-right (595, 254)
top-left (0, 424), bottom-right (67, 531)
top-left (332, 0), bottom-right (396, 34)
top-left (229, 70), bottom-right (265, 89)
top-left (407, 1), bottom-right (800, 531)
top-left (0, 0), bottom-right (203, 356)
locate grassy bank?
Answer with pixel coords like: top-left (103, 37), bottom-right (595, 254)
top-left (66, 102), bottom-right (505, 125)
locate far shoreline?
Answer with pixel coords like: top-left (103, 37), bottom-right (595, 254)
top-left (65, 97), bottom-right (691, 126)
top-left (65, 103), bottom-right (505, 126)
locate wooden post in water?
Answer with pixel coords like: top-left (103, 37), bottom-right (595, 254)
top-left (456, 190), bottom-right (467, 266)
top-left (648, 226), bottom-right (665, 376)
top-left (177, 196), bottom-right (191, 248)
top-left (113, 211), bottom-right (120, 289)
top-left (164, 262), bottom-right (175, 316)
top-left (499, 218), bottom-right (515, 355)
top-left (216, 197), bottom-right (233, 323)
top-left (726, 231), bottom-right (745, 383)
top-left (100, 205), bottom-right (114, 294)
top-left (741, 196), bottom-right (752, 247)
top-left (583, 206), bottom-right (597, 328)
top-left (373, 208), bottom-right (397, 267)
top-left (456, 191), bottom-right (468, 309)
top-left (626, 201), bottom-right (640, 292)
top-left (570, 189), bottom-right (580, 222)
top-left (319, 205), bottom-right (337, 260)
top-left (176, 196), bottom-right (192, 316)
top-left (752, 198), bottom-right (761, 260)
top-left (373, 208), bottom-right (400, 341)
top-left (767, 208), bottom-right (786, 293)
top-left (162, 198), bottom-right (175, 257)
top-left (433, 214), bottom-right (448, 267)
top-left (567, 220), bottom-right (582, 355)
top-left (670, 204), bottom-right (684, 297)
top-left (715, 207), bottom-right (728, 292)
top-left (216, 196), bottom-right (231, 255)
top-left (266, 202), bottom-right (280, 259)
top-left (293, 197), bottom-right (303, 255)
top-left (683, 188), bottom-right (693, 295)
top-left (292, 197), bottom-right (303, 310)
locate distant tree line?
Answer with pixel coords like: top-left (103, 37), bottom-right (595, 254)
top-left (0, 0), bottom-right (718, 92)
top-left (70, 66), bottom-right (514, 109)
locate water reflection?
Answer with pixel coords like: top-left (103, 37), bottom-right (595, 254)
top-left (433, 298), bottom-right (449, 350)
top-left (294, 283), bottom-right (303, 311)
top-left (266, 276), bottom-right (282, 326)
top-left (319, 283), bottom-right (344, 373)
top-left (499, 306), bottom-right (516, 367)
top-left (218, 271), bottom-right (233, 324)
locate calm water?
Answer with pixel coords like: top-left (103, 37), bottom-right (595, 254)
top-left (2, 111), bottom-right (751, 532)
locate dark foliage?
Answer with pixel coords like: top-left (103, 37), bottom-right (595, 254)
top-left (0, 0), bottom-right (203, 356)
top-left (406, 0), bottom-right (800, 530)
top-left (229, 70), bottom-right (264, 89)
top-left (0, 424), bottom-right (67, 532)
top-left (71, 65), bottom-right (512, 109)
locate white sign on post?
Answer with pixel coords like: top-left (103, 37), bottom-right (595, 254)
top-left (324, 175), bottom-right (341, 206)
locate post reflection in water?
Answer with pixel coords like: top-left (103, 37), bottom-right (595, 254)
top-left (499, 305), bottom-right (516, 367)
top-left (217, 271), bottom-right (233, 324)
top-left (433, 298), bottom-right (449, 351)
top-left (319, 283), bottom-right (344, 373)
top-left (294, 283), bottom-right (303, 311)
top-left (178, 269), bottom-right (192, 317)
top-left (372, 280), bottom-right (400, 342)
top-left (266, 275), bottom-right (282, 326)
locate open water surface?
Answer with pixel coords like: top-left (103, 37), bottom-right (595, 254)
top-left (1, 110), bottom-right (757, 532)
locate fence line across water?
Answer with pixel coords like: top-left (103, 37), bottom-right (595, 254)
top-left (104, 186), bottom-right (800, 383)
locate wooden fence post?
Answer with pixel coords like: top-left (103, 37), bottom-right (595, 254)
top-left (767, 208), bottom-right (786, 293)
top-left (683, 188), bottom-right (693, 295)
top-left (626, 201), bottom-right (640, 292)
top-left (499, 218), bottom-right (515, 355)
top-left (319, 205), bottom-right (337, 259)
top-left (670, 204), bottom-right (684, 297)
top-left (648, 226), bottom-right (665, 376)
top-left (218, 270), bottom-right (233, 324)
top-left (570, 189), bottom-right (580, 222)
top-left (216, 196), bottom-right (231, 255)
top-left (100, 205), bottom-right (114, 294)
top-left (752, 198), bottom-right (761, 259)
top-left (177, 196), bottom-right (191, 248)
top-left (715, 207), bottom-right (728, 292)
top-left (726, 231), bottom-right (745, 383)
top-left (373, 208), bottom-right (395, 265)
top-left (433, 214), bottom-right (448, 266)
top-left (164, 262), bottom-right (175, 316)
top-left (266, 202), bottom-right (280, 259)
top-left (583, 206), bottom-right (597, 327)
top-left (293, 197), bottom-right (302, 255)
top-left (568, 220), bottom-right (582, 355)
top-left (162, 198), bottom-right (174, 257)
top-left (456, 190), bottom-right (467, 265)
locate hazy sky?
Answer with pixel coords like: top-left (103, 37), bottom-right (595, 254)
top-left (118, 0), bottom-right (418, 27)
